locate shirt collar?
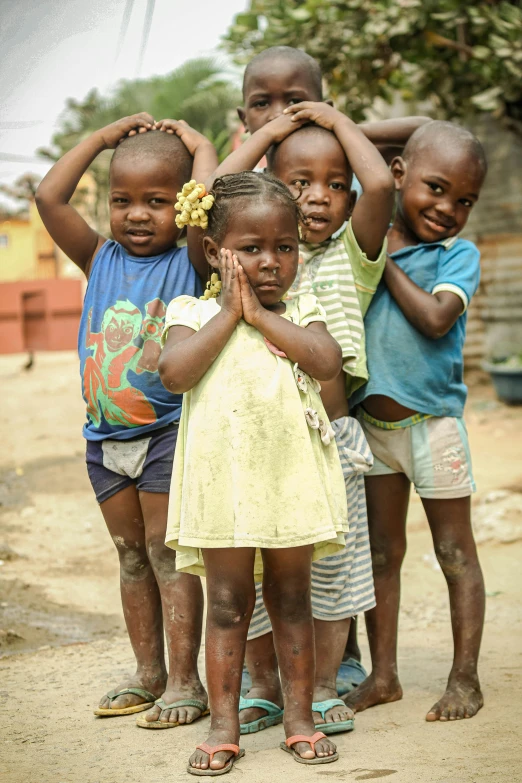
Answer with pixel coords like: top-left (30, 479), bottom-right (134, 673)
top-left (391, 234), bottom-right (459, 257)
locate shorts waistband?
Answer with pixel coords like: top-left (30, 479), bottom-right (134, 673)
top-left (359, 408), bottom-right (433, 430)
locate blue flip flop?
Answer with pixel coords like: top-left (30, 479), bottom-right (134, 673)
top-left (313, 698), bottom-right (355, 735)
top-left (336, 658), bottom-right (368, 697)
top-left (239, 696), bottom-right (284, 734)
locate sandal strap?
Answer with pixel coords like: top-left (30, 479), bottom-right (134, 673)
top-left (155, 698), bottom-right (208, 712)
top-left (196, 743), bottom-right (240, 762)
top-left (285, 732), bottom-right (327, 751)
top-left (106, 687), bottom-right (156, 704)
top-left (238, 696), bottom-right (283, 716)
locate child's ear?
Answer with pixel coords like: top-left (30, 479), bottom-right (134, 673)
top-left (346, 189), bottom-right (357, 219)
top-left (237, 107), bottom-right (248, 133)
top-left (390, 156), bottom-right (406, 191)
top-left (203, 237), bottom-right (220, 267)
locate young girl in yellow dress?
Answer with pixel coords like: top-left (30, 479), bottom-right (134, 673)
top-left (159, 172), bottom-right (347, 775)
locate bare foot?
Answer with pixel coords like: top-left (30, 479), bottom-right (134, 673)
top-left (142, 679), bottom-right (208, 725)
top-left (284, 717), bottom-right (337, 760)
top-left (189, 728), bottom-right (240, 772)
top-left (426, 673), bottom-right (483, 721)
top-left (343, 673), bottom-right (403, 713)
top-left (97, 672), bottom-right (165, 711)
top-left (312, 685), bottom-right (354, 727)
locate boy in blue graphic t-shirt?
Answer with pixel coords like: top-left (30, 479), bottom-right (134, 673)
top-left (36, 113), bottom-right (216, 727)
top-left (347, 121), bottom-right (488, 723)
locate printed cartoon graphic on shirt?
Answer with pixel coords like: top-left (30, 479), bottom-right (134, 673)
top-left (83, 298), bottom-right (167, 429)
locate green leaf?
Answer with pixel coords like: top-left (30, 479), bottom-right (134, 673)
top-left (289, 8), bottom-right (312, 22)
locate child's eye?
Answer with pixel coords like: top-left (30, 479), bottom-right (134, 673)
top-left (112, 197), bottom-right (127, 204)
top-left (150, 198), bottom-right (166, 205)
top-left (252, 100), bottom-right (269, 109)
top-left (427, 182), bottom-right (443, 194)
top-left (330, 182), bottom-right (345, 191)
top-left (242, 245), bottom-right (259, 253)
top-left (287, 98), bottom-right (301, 106)
top-left (459, 198), bottom-right (473, 208)
top-left (292, 179), bottom-right (309, 188)
top-left (279, 245), bottom-right (294, 253)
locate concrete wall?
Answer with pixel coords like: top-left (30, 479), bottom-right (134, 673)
top-left (0, 279), bottom-right (83, 354)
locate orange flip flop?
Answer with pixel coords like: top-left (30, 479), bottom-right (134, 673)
top-left (280, 731), bottom-right (339, 765)
top-left (187, 743), bottom-right (245, 776)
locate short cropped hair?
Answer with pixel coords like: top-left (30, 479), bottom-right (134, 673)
top-left (269, 124), bottom-right (353, 186)
top-left (111, 130), bottom-right (193, 184)
top-left (403, 121), bottom-right (487, 174)
top-left (243, 46), bottom-right (323, 100)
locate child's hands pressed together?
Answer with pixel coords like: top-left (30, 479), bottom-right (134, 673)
top-left (154, 119), bottom-right (213, 156)
top-left (96, 113), bottom-right (155, 149)
top-left (218, 249), bottom-right (243, 322)
top-left (238, 265), bottom-right (265, 326)
top-left (284, 102), bottom-right (345, 133)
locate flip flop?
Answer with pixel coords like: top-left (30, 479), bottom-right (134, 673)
top-left (313, 698), bottom-right (355, 735)
top-left (336, 658), bottom-right (368, 696)
top-left (280, 731), bottom-right (339, 765)
top-left (239, 696), bottom-right (284, 734)
top-left (136, 698), bottom-right (209, 729)
top-left (187, 743), bottom-right (245, 776)
top-left (94, 687), bottom-right (157, 716)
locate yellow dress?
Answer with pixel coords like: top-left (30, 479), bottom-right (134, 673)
top-left (162, 294), bottom-right (348, 579)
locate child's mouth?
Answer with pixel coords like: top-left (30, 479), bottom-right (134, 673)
top-left (306, 213), bottom-right (330, 230)
top-left (126, 229), bottom-right (154, 244)
top-left (422, 214), bottom-right (454, 233)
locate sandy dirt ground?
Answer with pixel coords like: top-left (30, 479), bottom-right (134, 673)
top-left (1, 352), bottom-right (521, 783)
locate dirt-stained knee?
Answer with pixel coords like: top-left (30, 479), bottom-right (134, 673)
top-left (112, 535), bottom-right (151, 582)
top-left (146, 536), bottom-right (177, 580)
top-left (207, 585), bottom-right (254, 629)
top-left (433, 540), bottom-right (469, 579)
top-left (371, 541), bottom-right (406, 573)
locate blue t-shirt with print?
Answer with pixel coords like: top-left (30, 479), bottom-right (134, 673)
top-left (351, 237), bottom-right (480, 418)
top-left (78, 240), bottom-right (202, 441)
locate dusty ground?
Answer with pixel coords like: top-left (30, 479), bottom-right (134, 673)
top-left (1, 352), bottom-right (521, 783)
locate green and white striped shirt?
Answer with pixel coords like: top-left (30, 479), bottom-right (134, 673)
top-left (286, 219), bottom-right (387, 397)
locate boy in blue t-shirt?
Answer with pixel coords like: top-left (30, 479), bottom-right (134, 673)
top-left (347, 121), bottom-right (488, 722)
top-left (36, 113), bottom-right (216, 726)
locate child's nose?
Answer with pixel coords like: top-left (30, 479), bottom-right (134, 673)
top-left (436, 197), bottom-right (456, 216)
top-left (260, 253), bottom-right (280, 270)
top-left (128, 205), bottom-right (150, 221)
top-left (307, 184), bottom-right (329, 204)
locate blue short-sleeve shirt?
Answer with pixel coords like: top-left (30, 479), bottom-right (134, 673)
top-left (78, 240), bottom-right (202, 441)
top-left (351, 236), bottom-right (480, 418)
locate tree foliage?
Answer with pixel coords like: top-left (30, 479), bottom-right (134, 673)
top-left (38, 58), bottom-right (241, 233)
top-left (224, 0), bottom-right (522, 131)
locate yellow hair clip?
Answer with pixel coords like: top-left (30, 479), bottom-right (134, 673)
top-left (175, 180), bottom-right (215, 229)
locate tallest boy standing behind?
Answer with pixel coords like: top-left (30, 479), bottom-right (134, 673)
top-left (36, 113), bottom-right (216, 726)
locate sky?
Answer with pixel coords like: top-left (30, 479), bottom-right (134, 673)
top-left (0, 0), bottom-right (247, 187)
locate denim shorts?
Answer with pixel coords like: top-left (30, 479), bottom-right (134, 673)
top-left (86, 421), bottom-right (179, 504)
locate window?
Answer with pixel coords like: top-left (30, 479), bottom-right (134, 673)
top-left (0, 234), bottom-right (8, 248)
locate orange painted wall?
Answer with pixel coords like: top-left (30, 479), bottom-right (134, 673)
top-left (0, 279), bottom-right (83, 354)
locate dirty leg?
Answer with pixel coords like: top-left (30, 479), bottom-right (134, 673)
top-left (97, 485), bottom-right (167, 711)
top-left (423, 496), bottom-right (484, 721)
top-left (139, 491), bottom-right (206, 725)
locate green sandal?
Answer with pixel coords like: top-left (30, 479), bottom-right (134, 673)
top-left (136, 698), bottom-right (209, 728)
top-left (94, 687), bottom-right (157, 716)
top-left (313, 698), bottom-right (355, 735)
top-left (239, 696), bottom-right (284, 734)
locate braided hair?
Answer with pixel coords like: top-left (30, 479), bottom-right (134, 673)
top-left (206, 171), bottom-right (305, 245)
